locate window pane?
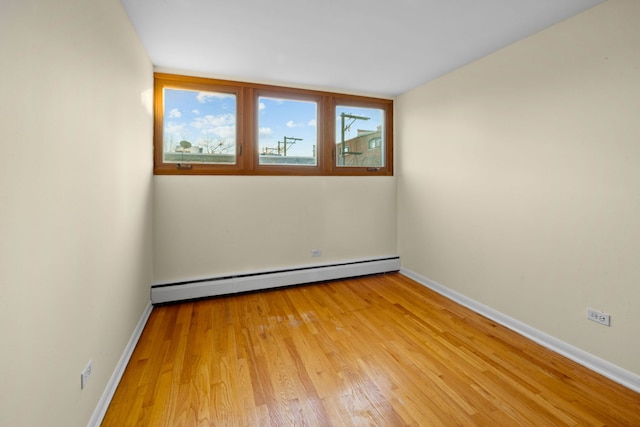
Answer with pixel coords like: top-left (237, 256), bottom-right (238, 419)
top-left (258, 97), bottom-right (318, 166)
top-left (163, 88), bottom-right (236, 164)
top-left (336, 106), bottom-right (384, 167)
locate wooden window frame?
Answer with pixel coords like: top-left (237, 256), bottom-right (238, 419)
top-left (154, 73), bottom-right (393, 176)
top-left (253, 88), bottom-right (324, 176)
top-left (330, 97), bottom-right (393, 174)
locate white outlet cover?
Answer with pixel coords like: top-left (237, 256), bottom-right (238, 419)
top-left (81, 360), bottom-right (92, 389)
top-left (586, 308), bottom-right (611, 326)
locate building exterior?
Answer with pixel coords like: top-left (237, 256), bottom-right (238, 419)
top-left (336, 127), bottom-right (383, 167)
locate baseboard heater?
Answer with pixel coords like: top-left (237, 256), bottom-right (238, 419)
top-left (151, 256), bottom-right (400, 304)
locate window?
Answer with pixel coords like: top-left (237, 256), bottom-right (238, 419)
top-left (154, 73), bottom-right (393, 175)
top-left (162, 88), bottom-right (237, 165)
top-left (257, 94), bottom-right (319, 168)
top-left (368, 137), bottom-right (382, 150)
top-left (335, 105), bottom-right (385, 168)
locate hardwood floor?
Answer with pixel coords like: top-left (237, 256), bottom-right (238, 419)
top-left (102, 273), bottom-right (639, 426)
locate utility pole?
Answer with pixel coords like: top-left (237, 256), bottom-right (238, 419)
top-left (278, 136), bottom-right (302, 156)
top-left (340, 113), bottom-right (370, 166)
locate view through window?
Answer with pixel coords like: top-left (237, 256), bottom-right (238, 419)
top-left (162, 88), bottom-right (237, 165)
top-left (258, 97), bottom-right (318, 166)
top-left (154, 73), bottom-right (393, 176)
top-left (336, 106), bottom-right (385, 168)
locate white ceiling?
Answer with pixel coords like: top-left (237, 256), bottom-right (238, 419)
top-left (120, 0), bottom-right (603, 97)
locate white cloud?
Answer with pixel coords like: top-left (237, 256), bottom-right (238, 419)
top-left (164, 121), bottom-right (186, 134)
top-left (259, 127), bottom-right (273, 136)
top-left (286, 120), bottom-right (301, 128)
top-left (196, 91), bottom-right (234, 103)
top-left (191, 114), bottom-right (235, 129)
top-left (201, 125), bottom-right (235, 139)
top-left (188, 114), bottom-right (237, 141)
top-left (168, 108), bottom-right (182, 118)
top-left (192, 109), bottom-right (200, 115)
top-left (259, 102), bottom-right (266, 111)
top-left (308, 119), bottom-right (317, 127)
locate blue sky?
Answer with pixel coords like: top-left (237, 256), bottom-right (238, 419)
top-left (163, 88), bottom-right (236, 153)
top-left (258, 97), bottom-right (317, 157)
top-left (163, 88), bottom-right (383, 157)
top-left (335, 106), bottom-right (384, 143)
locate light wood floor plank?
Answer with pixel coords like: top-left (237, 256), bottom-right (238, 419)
top-left (102, 273), bottom-right (640, 426)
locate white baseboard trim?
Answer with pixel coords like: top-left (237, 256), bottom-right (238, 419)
top-left (152, 256), bottom-right (401, 304)
top-left (400, 268), bottom-right (640, 394)
top-left (87, 301), bottom-right (153, 427)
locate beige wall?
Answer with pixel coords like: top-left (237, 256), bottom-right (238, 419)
top-left (0, 1), bottom-right (153, 425)
top-left (397, 0), bottom-right (640, 375)
top-left (154, 176), bottom-right (397, 283)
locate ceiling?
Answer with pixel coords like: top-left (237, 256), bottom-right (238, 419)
top-left (120, 0), bottom-right (603, 97)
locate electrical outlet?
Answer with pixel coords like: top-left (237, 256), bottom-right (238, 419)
top-left (81, 360), bottom-right (92, 390)
top-left (311, 249), bottom-right (321, 257)
top-left (586, 308), bottom-right (611, 326)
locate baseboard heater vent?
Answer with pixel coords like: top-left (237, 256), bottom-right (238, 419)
top-left (151, 256), bottom-right (400, 304)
